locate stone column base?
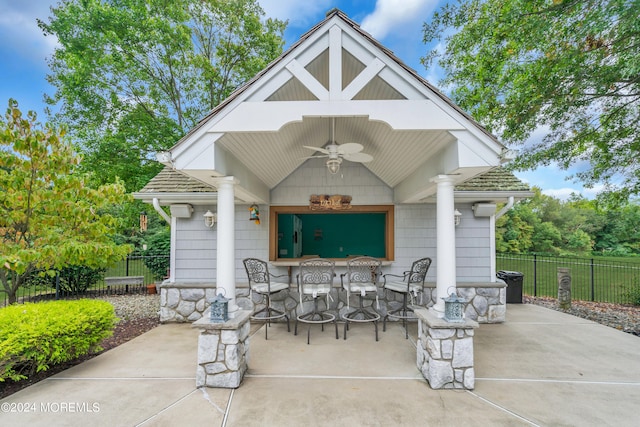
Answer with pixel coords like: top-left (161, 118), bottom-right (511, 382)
top-left (415, 308), bottom-right (478, 390)
top-left (192, 309), bottom-right (251, 388)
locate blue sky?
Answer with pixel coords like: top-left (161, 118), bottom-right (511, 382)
top-left (0, 0), bottom-right (600, 200)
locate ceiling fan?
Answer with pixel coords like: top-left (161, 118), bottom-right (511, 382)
top-left (303, 119), bottom-right (373, 174)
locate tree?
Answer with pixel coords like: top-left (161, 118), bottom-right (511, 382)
top-left (423, 0), bottom-right (640, 203)
top-left (0, 100), bottom-right (132, 304)
top-left (39, 0), bottom-right (287, 192)
top-left (496, 210), bottom-right (534, 253)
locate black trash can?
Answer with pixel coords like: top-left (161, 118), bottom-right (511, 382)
top-left (497, 270), bottom-right (524, 303)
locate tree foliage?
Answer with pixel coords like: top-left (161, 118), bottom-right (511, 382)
top-left (142, 227), bottom-right (170, 281)
top-left (0, 100), bottom-right (132, 303)
top-left (423, 0), bottom-right (640, 203)
top-left (496, 187), bottom-right (640, 256)
top-left (39, 0), bottom-right (287, 191)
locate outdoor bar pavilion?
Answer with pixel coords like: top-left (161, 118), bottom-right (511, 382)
top-left (134, 9), bottom-right (533, 326)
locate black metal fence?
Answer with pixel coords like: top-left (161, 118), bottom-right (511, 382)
top-left (496, 253), bottom-right (640, 304)
top-left (4, 253), bottom-right (639, 306)
top-left (1, 255), bottom-right (169, 307)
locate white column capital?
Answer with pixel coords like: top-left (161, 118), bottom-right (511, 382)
top-left (430, 174), bottom-right (457, 184)
top-left (211, 176), bottom-right (239, 187)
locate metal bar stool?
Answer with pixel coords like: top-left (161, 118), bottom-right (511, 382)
top-left (341, 256), bottom-right (382, 341)
top-left (295, 258), bottom-right (338, 344)
top-left (243, 258), bottom-right (290, 339)
top-left (382, 257), bottom-right (432, 338)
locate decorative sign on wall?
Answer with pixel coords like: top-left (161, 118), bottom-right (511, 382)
top-left (309, 194), bottom-right (352, 210)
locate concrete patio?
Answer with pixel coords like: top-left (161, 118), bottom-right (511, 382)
top-left (2, 304), bottom-right (639, 426)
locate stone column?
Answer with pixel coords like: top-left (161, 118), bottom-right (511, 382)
top-left (192, 309), bottom-right (251, 388)
top-left (431, 175), bottom-right (457, 315)
top-left (213, 177), bottom-right (239, 314)
top-left (415, 307), bottom-right (478, 390)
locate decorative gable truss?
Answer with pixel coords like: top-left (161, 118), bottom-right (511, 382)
top-left (160, 10), bottom-right (507, 205)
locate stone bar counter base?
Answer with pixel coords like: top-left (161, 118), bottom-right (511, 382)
top-left (415, 308), bottom-right (478, 390)
top-left (192, 309), bottom-right (252, 388)
top-left (159, 281), bottom-right (506, 324)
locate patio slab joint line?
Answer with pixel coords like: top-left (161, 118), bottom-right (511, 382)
top-left (244, 374), bottom-right (423, 381)
top-left (221, 388), bottom-right (235, 427)
top-left (467, 390), bottom-right (541, 427)
top-left (135, 388), bottom-right (202, 427)
top-left (476, 377), bottom-right (640, 386)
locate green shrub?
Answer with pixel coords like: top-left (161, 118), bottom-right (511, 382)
top-left (23, 265), bottom-right (106, 294)
top-left (0, 300), bottom-right (118, 382)
top-left (55, 265), bottom-right (107, 294)
top-left (143, 228), bottom-right (170, 280)
top-left (626, 287), bottom-right (640, 306)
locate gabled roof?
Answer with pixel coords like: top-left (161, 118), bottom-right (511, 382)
top-left (176, 9), bottom-right (499, 149)
top-left (154, 9), bottom-right (509, 204)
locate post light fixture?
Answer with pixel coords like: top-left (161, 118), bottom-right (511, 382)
top-left (454, 209), bottom-right (462, 226)
top-left (443, 292), bottom-right (466, 323)
top-left (326, 157), bottom-right (342, 174)
top-left (209, 292), bottom-right (229, 323)
top-left (203, 210), bottom-right (216, 228)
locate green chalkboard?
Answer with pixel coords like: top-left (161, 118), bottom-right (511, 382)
top-left (277, 212), bottom-right (385, 258)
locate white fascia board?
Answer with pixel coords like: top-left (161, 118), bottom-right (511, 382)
top-left (449, 130), bottom-right (504, 166)
top-left (132, 192), bottom-right (218, 205)
top-left (168, 131), bottom-right (222, 171)
top-left (453, 190), bottom-right (535, 203)
top-left (208, 100), bottom-right (465, 133)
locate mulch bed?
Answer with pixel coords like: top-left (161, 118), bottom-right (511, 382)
top-left (0, 317), bottom-right (159, 400)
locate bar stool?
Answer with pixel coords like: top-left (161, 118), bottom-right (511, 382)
top-left (243, 258), bottom-right (290, 339)
top-left (295, 258), bottom-right (338, 344)
top-left (382, 257), bottom-right (432, 338)
top-left (341, 256), bottom-right (382, 341)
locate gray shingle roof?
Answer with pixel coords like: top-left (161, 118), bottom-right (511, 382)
top-left (137, 167), bottom-right (215, 193)
top-left (455, 168), bottom-right (530, 192)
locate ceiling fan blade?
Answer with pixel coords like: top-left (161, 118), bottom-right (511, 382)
top-left (343, 152), bottom-right (373, 163)
top-left (300, 155), bottom-right (328, 160)
top-left (303, 145), bottom-right (330, 155)
top-left (336, 142), bottom-right (363, 155)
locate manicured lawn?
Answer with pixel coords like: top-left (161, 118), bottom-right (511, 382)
top-left (497, 254), bottom-right (640, 304)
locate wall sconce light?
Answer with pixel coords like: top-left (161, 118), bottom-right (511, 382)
top-left (203, 210), bottom-right (216, 228)
top-left (454, 209), bottom-right (462, 226)
top-left (326, 158), bottom-right (342, 175)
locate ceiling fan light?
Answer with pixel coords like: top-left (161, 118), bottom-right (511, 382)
top-left (326, 158), bottom-right (341, 174)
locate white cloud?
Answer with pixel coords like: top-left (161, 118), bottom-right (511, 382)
top-left (541, 188), bottom-right (582, 201)
top-left (361, 0), bottom-right (438, 39)
top-left (0, 1), bottom-right (58, 67)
